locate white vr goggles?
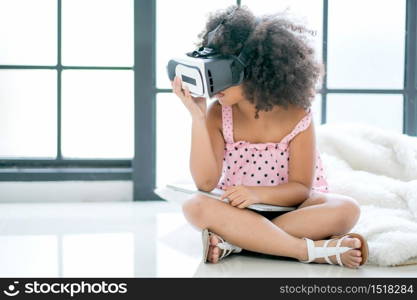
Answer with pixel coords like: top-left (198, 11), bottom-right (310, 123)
top-left (167, 8), bottom-right (254, 98)
top-left (167, 47), bottom-right (250, 99)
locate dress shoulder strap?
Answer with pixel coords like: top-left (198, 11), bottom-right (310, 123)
top-left (280, 108), bottom-right (313, 144)
top-left (221, 105), bottom-right (235, 144)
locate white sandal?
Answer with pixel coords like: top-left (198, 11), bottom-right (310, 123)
top-left (299, 233), bottom-right (369, 267)
top-left (202, 228), bottom-right (242, 263)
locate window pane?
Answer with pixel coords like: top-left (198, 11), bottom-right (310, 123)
top-left (62, 0), bottom-right (133, 66)
top-left (242, 0), bottom-right (323, 62)
top-left (0, 0), bottom-right (57, 65)
top-left (62, 70), bottom-right (134, 158)
top-left (156, 93), bottom-right (193, 187)
top-left (311, 94), bottom-right (322, 126)
top-left (327, 94), bottom-right (403, 133)
top-left (156, 0), bottom-right (235, 89)
top-left (0, 70), bottom-right (57, 158)
top-left (327, 0), bottom-right (406, 89)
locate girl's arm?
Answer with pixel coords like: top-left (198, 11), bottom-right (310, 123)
top-left (248, 182), bottom-right (311, 207)
top-left (190, 101), bottom-right (225, 191)
top-left (171, 76), bottom-right (224, 192)
top-left (248, 119), bottom-right (316, 207)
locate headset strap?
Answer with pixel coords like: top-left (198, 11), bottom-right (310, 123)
top-left (235, 17), bottom-right (261, 68)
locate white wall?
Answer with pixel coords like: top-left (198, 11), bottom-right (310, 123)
top-left (0, 181), bottom-right (133, 203)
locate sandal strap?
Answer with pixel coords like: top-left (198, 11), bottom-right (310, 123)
top-left (300, 238), bottom-right (315, 263)
top-left (300, 236), bottom-right (352, 266)
top-left (323, 239), bottom-right (334, 265)
top-left (215, 235), bottom-right (242, 260)
top-left (335, 235), bottom-right (350, 266)
top-left (219, 247), bottom-right (233, 260)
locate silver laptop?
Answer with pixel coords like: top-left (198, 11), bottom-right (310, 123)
top-left (165, 183), bottom-right (296, 212)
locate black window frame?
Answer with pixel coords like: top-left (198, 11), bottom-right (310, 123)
top-left (1, 0), bottom-right (416, 202)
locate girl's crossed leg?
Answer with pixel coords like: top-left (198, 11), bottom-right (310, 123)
top-left (182, 191), bottom-right (363, 268)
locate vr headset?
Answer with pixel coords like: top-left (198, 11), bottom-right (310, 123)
top-left (166, 8), bottom-right (254, 98)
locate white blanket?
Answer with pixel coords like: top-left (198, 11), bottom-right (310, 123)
top-left (316, 123), bottom-right (417, 266)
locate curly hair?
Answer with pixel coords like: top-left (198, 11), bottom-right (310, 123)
top-left (196, 5), bottom-right (323, 119)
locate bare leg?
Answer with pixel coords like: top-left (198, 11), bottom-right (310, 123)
top-left (271, 191), bottom-right (361, 240)
top-left (268, 191), bottom-right (363, 268)
top-left (183, 194), bottom-right (306, 260)
top-left (182, 191), bottom-right (363, 268)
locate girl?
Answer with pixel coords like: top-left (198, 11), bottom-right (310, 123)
top-left (171, 5), bottom-right (368, 268)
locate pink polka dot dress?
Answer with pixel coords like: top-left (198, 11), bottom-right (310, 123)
top-left (216, 105), bottom-right (329, 194)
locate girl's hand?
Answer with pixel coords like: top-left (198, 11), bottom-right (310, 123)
top-left (220, 185), bottom-right (262, 209)
top-left (171, 76), bottom-right (207, 119)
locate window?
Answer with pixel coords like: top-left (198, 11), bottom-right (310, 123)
top-left (0, 0), bottom-right (133, 181)
top-left (325, 0), bottom-right (406, 132)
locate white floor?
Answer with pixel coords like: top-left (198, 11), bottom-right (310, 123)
top-left (0, 201), bottom-right (416, 278)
